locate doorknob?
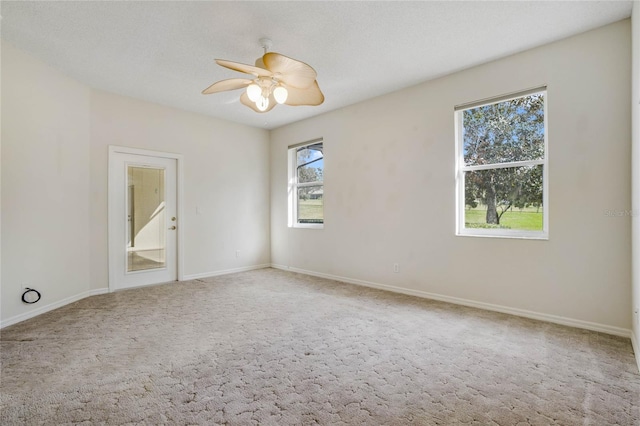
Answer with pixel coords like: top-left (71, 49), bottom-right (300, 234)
top-left (169, 226), bottom-right (176, 230)
top-left (171, 217), bottom-right (176, 221)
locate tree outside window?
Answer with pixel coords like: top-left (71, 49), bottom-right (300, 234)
top-left (456, 89), bottom-right (548, 238)
top-left (289, 141), bottom-right (324, 227)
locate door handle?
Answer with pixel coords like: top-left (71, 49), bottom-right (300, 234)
top-left (169, 226), bottom-right (176, 230)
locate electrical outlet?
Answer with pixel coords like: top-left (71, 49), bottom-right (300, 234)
top-left (236, 250), bottom-right (240, 258)
top-left (393, 263), bottom-right (399, 273)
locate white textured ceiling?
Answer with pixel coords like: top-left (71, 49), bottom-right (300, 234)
top-left (0, 1), bottom-right (633, 130)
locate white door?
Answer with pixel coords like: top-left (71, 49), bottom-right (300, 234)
top-left (109, 150), bottom-right (178, 290)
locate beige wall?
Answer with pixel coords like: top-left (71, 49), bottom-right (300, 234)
top-left (270, 20), bottom-right (632, 331)
top-left (631, 3), bottom-right (639, 355)
top-left (1, 41), bottom-right (271, 324)
top-left (1, 42), bottom-right (91, 321)
top-left (89, 90), bottom-right (271, 289)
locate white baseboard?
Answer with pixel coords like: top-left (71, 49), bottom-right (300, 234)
top-left (631, 331), bottom-right (640, 374)
top-left (1, 288), bottom-right (109, 329)
top-left (271, 264), bottom-right (632, 339)
top-left (182, 263), bottom-right (271, 281)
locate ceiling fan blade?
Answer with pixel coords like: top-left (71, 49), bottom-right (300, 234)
top-left (262, 52), bottom-right (317, 89)
top-left (215, 59), bottom-right (272, 77)
top-left (201, 78), bottom-right (253, 95)
top-left (284, 81), bottom-right (325, 106)
top-left (240, 91), bottom-right (277, 113)
top-left (254, 57), bottom-right (266, 69)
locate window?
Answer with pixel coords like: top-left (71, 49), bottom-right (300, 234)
top-left (289, 139), bottom-right (324, 228)
top-left (455, 88), bottom-right (548, 239)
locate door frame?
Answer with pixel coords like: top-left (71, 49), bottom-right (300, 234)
top-left (108, 145), bottom-right (184, 292)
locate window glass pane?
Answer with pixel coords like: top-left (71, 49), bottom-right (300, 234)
top-left (464, 165), bottom-right (543, 231)
top-left (127, 166), bottom-right (166, 272)
top-left (297, 144), bottom-right (323, 183)
top-left (463, 93), bottom-right (545, 167)
top-left (297, 185), bottom-right (323, 224)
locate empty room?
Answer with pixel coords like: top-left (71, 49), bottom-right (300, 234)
top-left (1, 1), bottom-right (639, 424)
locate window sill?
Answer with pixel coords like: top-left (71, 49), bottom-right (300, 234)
top-left (456, 230), bottom-right (548, 240)
top-left (293, 223), bottom-right (324, 230)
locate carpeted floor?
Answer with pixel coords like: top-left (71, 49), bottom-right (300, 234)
top-left (1, 268), bottom-right (639, 425)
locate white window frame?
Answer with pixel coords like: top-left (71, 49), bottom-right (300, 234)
top-left (288, 138), bottom-right (324, 229)
top-left (455, 87), bottom-right (549, 240)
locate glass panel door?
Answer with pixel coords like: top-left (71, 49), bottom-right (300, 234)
top-left (126, 166), bottom-right (166, 272)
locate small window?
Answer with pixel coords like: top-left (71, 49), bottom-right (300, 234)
top-left (289, 139), bottom-right (324, 228)
top-left (455, 88), bottom-right (548, 239)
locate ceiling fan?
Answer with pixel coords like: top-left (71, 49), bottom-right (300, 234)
top-left (202, 38), bottom-right (324, 113)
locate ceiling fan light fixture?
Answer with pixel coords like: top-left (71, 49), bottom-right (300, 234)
top-left (246, 83), bottom-right (261, 102)
top-left (257, 96), bottom-right (270, 112)
top-left (203, 38), bottom-right (323, 113)
top-left (273, 85), bottom-right (288, 104)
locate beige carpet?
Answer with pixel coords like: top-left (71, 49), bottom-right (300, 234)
top-left (1, 268), bottom-right (639, 425)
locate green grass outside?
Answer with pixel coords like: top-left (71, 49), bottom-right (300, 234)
top-left (298, 199), bottom-right (324, 221)
top-left (465, 205), bottom-right (542, 231)
top-left (299, 199), bottom-right (540, 230)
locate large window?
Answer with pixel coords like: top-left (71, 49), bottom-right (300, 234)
top-left (289, 139), bottom-right (324, 228)
top-left (456, 88), bottom-right (548, 239)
